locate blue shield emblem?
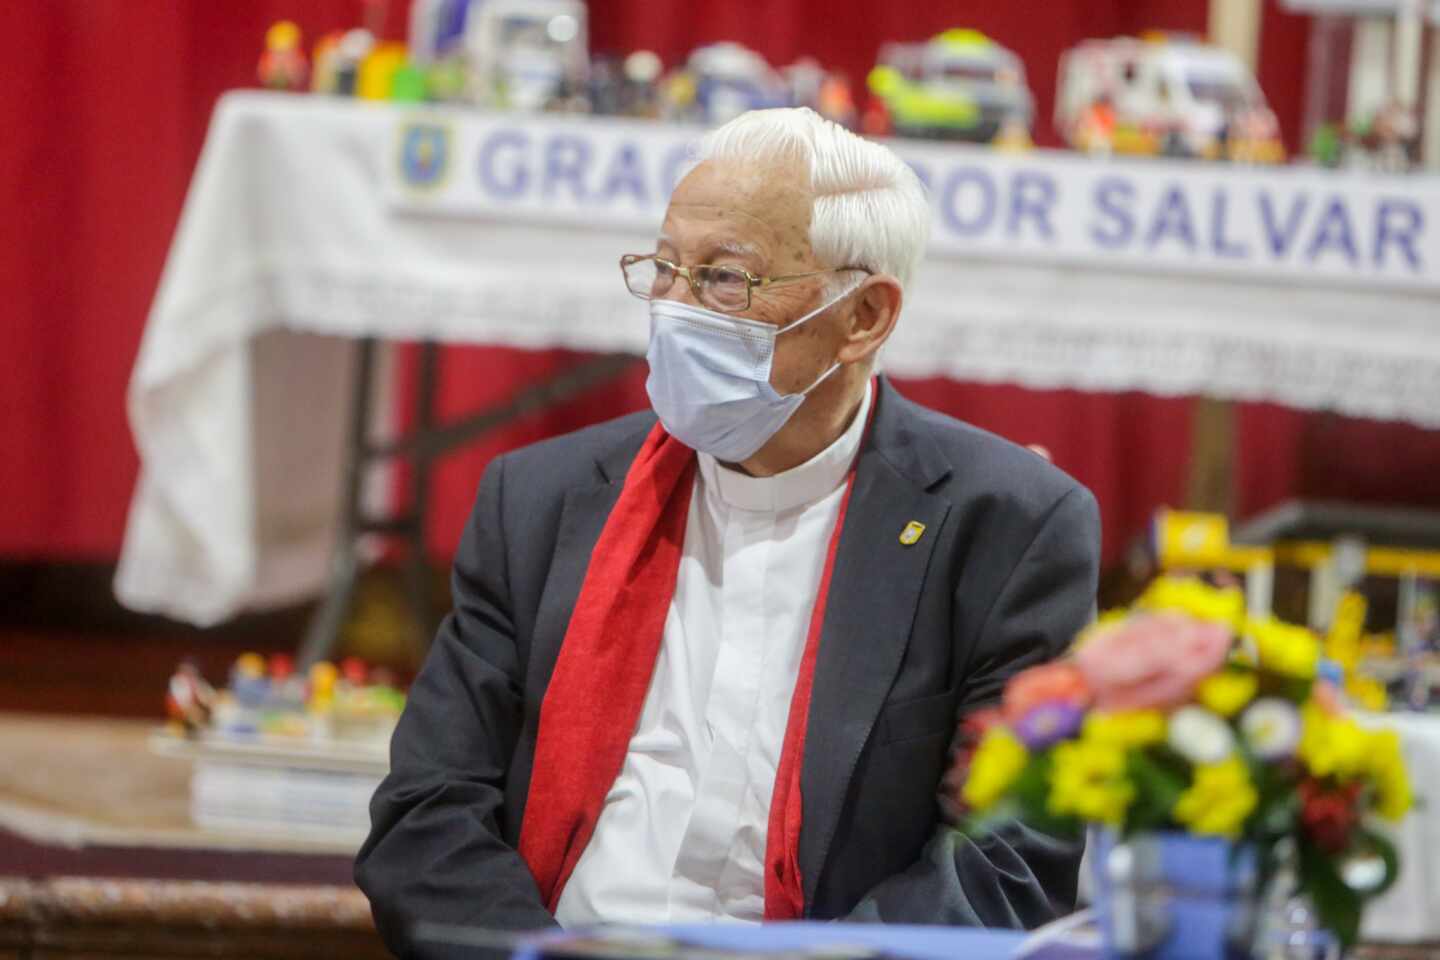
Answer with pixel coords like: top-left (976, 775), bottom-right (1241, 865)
top-left (399, 123), bottom-right (450, 189)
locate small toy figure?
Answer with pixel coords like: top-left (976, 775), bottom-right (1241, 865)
top-left (311, 31), bottom-right (345, 93)
top-left (1075, 93), bottom-right (1117, 156)
top-left (335, 29), bottom-right (377, 96)
top-left (358, 42), bottom-right (409, 100)
top-left (621, 50), bottom-right (663, 118)
top-left (230, 652), bottom-right (270, 709)
top-left (817, 72), bottom-right (857, 130)
top-left (308, 661), bottom-right (339, 714)
top-left (258, 21), bottom-right (309, 91)
top-left (1364, 99), bottom-right (1420, 173)
top-left (340, 656), bottom-right (369, 689)
top-left (391, 63), bottom-right (428, 102)
top-left (165, 660), bottom-right (215, 735)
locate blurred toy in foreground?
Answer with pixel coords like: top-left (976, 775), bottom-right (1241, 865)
top-left (866, 30), bottom-right (1034, 145)
top-left (164, 660), bottom-right (215, 734)
top-left (168, 653), bottom-right (405, 748)
top-left (258, 21), bottom-right (309, 91)
top-left (589, 50), bottom-right (663, 119)
top-left (1308, 99), bottom-right (1421, 172)
top-left (1056, 33), bottom-right (1284, 163)
top-left (660, 42), bottom-right (790, 126)
top-left (784, 58), bottom-right (857, 130)
top-left (410, 0), bottom-right (588, 110)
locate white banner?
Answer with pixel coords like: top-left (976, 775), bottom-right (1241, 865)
top-left (383, 108), bottom-right (1440, 293)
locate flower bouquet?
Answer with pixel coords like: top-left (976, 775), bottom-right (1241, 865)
top-left (958, 577), bottom-right (1412, 956)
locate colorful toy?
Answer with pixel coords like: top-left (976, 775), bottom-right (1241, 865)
top-left (187, 653), bottom-right (405, 747)
top-left (867, 30), bottom-right (1034, 144)
top-left (310, 31), bottom-right (345, 94)
top-left (334, 29), bottom-right (377, 97)
top-left (461, 0), bottom-right (589, 111)
top-left (660, 42), bottom-right (790, 127)
top-left (1055, 33), bottom-right (1285, 163)
top-left (164, 660), bottom-right (215, 735)
top-left (785, 58), bottom-right (857, 130)
top-left (358, 41), bottom-right (410, 100)
top-left (258, 20), bottom-right (309, 91)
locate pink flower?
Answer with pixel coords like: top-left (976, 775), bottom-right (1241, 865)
top-left (1002, 662), bottom-right (1092, 727)
top-left (1075, 612), bottom-right (1232, 711)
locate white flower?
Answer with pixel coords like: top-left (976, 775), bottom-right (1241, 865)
top-left (1240, 698), bottom-right (1301, 759)
top-left (1167, 706), bottom-right (1236, 764)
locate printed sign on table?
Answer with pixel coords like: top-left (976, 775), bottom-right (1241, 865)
top-left (385, 109), bottom-right (1440, 293)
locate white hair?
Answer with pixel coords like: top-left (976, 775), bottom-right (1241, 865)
top-left (692, 108), bottom-right (931, 289)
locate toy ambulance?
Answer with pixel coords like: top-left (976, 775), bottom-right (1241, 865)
top-left (866, 29), bottom-right (1034, 144)
top-left (1055, 34), bottom-right (1284, 163)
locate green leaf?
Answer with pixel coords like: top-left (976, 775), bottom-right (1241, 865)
top-left (1297, 835), bottom-right (1363, 949)
top-left (1351, 826), bottom-right (1401, 899)
top-left (1124, 749), bottom-right (1188, 835)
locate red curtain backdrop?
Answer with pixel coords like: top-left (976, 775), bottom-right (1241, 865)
top-left (5, 0), bottom-right (1440, 571)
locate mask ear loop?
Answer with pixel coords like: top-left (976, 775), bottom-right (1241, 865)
top-left (780, 274), bottom-right (869, 397)
top-left (774, 273), bottom-right (867, 336)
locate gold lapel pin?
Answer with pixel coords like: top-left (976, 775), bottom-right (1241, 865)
top-left (899, 520), bottom-right (926, 546)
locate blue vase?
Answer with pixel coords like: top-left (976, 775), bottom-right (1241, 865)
top-left (1089, 829), bottom-right (1259, 960)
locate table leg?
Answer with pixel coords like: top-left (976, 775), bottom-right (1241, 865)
top-left (297, 346), bottom-right (639, 668)
top-left (298, 337), bottom-right (378, 669)
top-left (404, 342), bottom-right (440, 659)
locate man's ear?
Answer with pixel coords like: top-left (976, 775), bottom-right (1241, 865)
top-left (837, 276), bottom-right (902, 365)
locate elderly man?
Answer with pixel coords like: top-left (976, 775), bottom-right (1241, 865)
top-left (356, 109), bottom-right (1100, 950)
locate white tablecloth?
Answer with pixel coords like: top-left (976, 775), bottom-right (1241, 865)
top-left (117, 92), bottom-right (1440, 625)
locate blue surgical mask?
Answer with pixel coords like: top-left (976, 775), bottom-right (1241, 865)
top-left (645, 284), bottom-right (857, 462)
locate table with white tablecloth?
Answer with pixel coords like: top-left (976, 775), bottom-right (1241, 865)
top-left (117, 90), bottom-right (1440, 627)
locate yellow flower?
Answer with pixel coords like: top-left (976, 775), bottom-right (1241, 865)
top-left (1366, 730), bottom-right (1413, 822)
top-left (1083, 710), bottom-right (1167, 748)
top-left (962, 727), bottom-right (1029, 812)
top-left (1345, 675), bottom-right (1388, 713)
top-left (1196, 671), bottom-right (1259, 717)
top-left (1135, 577), bottom-right (1246, 630)
top-left (1298, 702), bottom-right (1369, 779)
top-left (1173, 757), bottom-right (1258, 838)
top-left (1048, 737), bottom-right (1134, 827)
top-left (1247, 617), bottom-right (1320, 679)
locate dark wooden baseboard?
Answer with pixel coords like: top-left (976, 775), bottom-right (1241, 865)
top-left (0, 560), bottom-right (317, 638)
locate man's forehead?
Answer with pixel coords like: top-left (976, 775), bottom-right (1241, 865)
top-left (662, 159), bottom-right (812, 254)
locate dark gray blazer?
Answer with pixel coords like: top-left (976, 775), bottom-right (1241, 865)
top-left (356, 378), bottom-right (1101, 957)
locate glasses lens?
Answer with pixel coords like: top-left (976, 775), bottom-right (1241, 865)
top-left (695, 265), bottom-right (749, 312)
top-left (623, 256), bottom-right (674, 301)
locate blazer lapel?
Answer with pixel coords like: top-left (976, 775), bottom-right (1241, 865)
top-left (797, 379), bottom-right (953, 909)
top-left (523, 426), bottom-right (651, 708)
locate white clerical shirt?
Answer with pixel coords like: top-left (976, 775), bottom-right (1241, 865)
top-left (554, 381), bottom-right (873, 926)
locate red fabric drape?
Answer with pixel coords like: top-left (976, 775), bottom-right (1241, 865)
top-left (6, 0), bottom-right (1440, 569)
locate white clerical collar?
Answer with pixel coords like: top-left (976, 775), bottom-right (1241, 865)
top-left (698, 380), bottom-right (873, 514)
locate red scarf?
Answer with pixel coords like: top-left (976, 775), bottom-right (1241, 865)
top-left (518, 419), bottom-right (863, 921)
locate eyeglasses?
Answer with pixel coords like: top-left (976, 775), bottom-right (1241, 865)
top-left (620, 254), bottom-right (866, 314)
